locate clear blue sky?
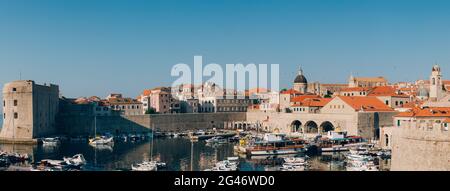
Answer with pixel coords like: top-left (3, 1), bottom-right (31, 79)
top-left (1, 0), bottom-right (450, 99)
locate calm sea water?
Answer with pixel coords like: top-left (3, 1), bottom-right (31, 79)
top-left (0, 136), bottom-right (387, 171)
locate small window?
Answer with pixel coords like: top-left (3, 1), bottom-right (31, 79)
top-left (3, 113), bottom-right (5, 119)
top-left (14, 112), bottom-right (18, 119)
top-left (12, 88), bottom-right (16, 92)
top-left (13, 100), bottom-right (17, 106)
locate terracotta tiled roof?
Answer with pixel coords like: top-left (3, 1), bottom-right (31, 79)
top-left (395, 107), bottom-right (450, 117)
top-left (398, 87), bottom-right (416, 91)
top-left (280, 89), bottom-right (302, 95)
top-left (74, 97), bottom-right (89, 104)
top-left (338, 96), bottom-right (394, 112)
top-left (340, 87), bottom-right (371, 92)
top-left (292, 98), bottom-right (332, 107)
top-left (367, 86), bottom-right (410, 97)
top-left (395, 111), bottom-right (415, 117)
top-left (142, 89), bottom-right (152, 96)
top-left (414, 107), bottom-right (450, 117)
top-left (88, 96), bottom-right (101, 102)
top-left (400, 102), bottom-right (417, 108)
top-left (108, 98), bottom-right (142, 105)
top-left (291, 95), bottom-right (321, 103)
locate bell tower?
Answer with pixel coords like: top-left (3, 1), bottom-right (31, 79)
top-left (429, 64), bottom-right (443, 101)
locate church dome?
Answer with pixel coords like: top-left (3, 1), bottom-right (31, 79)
top-left (294, 67), bottom-right (307, 84)
top-left (294, 75), bottom-right (307, 84)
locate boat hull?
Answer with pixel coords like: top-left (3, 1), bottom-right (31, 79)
top-left (247, 148), bottom-right (306, 156)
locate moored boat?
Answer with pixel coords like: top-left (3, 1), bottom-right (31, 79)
top-left (42, 137), bottom-right (61, 145)
top-left (245, 134), bottom-right (307, 156)
top-left (318, 131), bottom-right (367, 152)
top-left (131, 161), bottom-right (158, 171)
top-left (89, 136), bottom-right (114, 145)
top-left (63, 154), bottom-right (86, 167)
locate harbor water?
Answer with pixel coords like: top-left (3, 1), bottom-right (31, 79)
top-left (0, 136), bottom-right (391, 171)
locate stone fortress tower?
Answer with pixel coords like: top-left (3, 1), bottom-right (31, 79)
top-left (0, 80), bottom-right (59, 142)
top-left (293, 66), bottom-right (308, 94)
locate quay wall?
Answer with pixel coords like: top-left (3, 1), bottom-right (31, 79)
top-left (390, 127), bottom-right (450, 171)
top-left (245, 111), bottom-right (397, 140)
top-left (57, 113), bottom-right (247, 136)
top-left (246, 112), bottom-right (356, 135)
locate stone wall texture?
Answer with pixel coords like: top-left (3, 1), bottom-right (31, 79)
top-left (56, 112), bottom-right (247, 136)
top-left (390, 127), bottom-right (450, 171)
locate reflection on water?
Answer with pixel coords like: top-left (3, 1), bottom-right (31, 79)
top-left (0, 138), bottom-right (389, 171)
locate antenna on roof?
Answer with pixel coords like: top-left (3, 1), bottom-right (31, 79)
top-left (19, 70), bottom-right (22, 80)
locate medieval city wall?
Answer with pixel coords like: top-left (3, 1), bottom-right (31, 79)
top-left (356, 112), bottom-right (398, 139)
top-left (390, 127), bottom-right (450, 171)
top-left (57, 112), bottom-right (247, 136)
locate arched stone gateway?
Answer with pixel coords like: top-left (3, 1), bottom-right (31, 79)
top-left (320, 121), bottom-right (334, 134)
top-left (291, 120), bottom-right (302, 132)
top-left (305, 121), bottom-right (318, 134)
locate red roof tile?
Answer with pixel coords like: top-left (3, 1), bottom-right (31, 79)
top-left (367, 86), bottom-right (409, 97)
top-left (292, 98), bottom-right (332, 107)
top-left (395, 107), bottom-right (450, 117)
top-left (280, 89), bottom-right (302, 95)
top-left (338, 96), bottom-right (394, 112)
top-left (340, 87), bottom-right (371, 92)
top-left (291, 95), bottom-right (321, 103)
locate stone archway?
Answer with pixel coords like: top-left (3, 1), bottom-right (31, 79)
top-left (291, 120), bottom-right (302, 132)
top-left (320, 121), bottom-right (335, 134)
top-left (305, 121), bottom-right (318, 134)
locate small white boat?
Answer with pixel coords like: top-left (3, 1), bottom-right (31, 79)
top-left (205, 136), bottom-right (227, 144)
top-left (280, 165), bottom-right (305, 171)
top-left (63, 154), bottom-right (86, 167)
top-left (42, 137), bottom-right (61, 145)
top-left (89, 136), bottom-right (114, 145)
top-left (284, 157), bottom-right (306, 164)
top-left (346, 163), bottom-right (379, 171)
top-left (209, 159), bottom-right (239, 171)
top-left (131, 161), bottom-right (157, 171)
top-left (346, 154), bottom-right (373, 161)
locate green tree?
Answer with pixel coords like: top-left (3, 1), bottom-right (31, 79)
top-left (145, 108), bottom-right (157, 114)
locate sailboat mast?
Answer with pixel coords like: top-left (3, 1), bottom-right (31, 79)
top-left (150, 123), bottom-right (154, 162)
top-left (94, 116), bottom-right (97, 137)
